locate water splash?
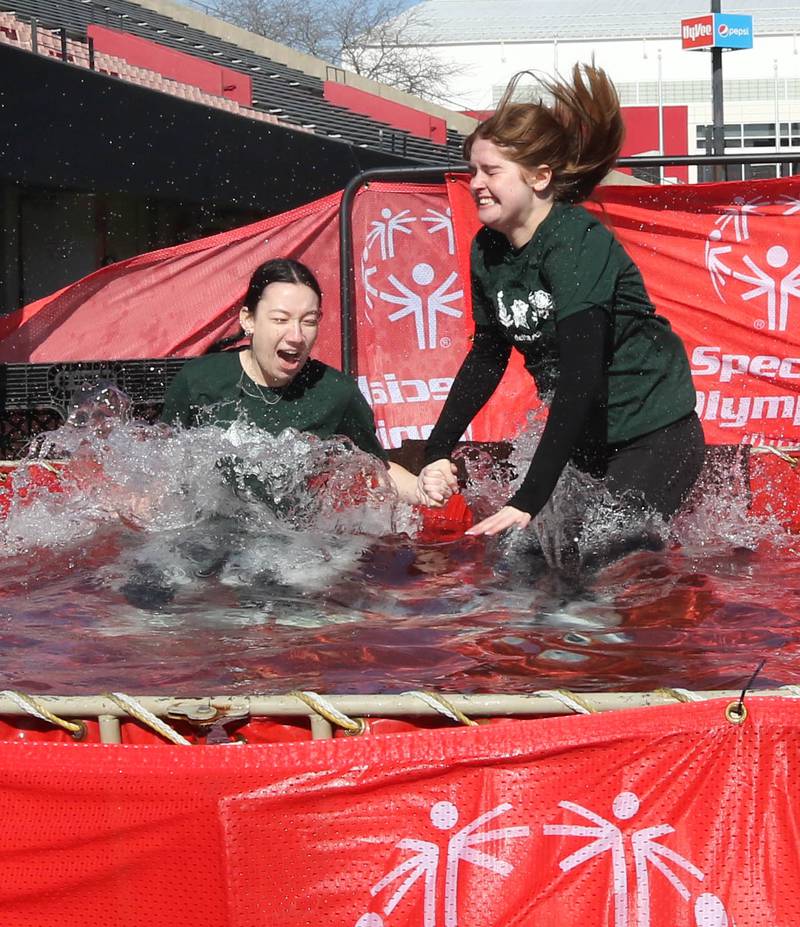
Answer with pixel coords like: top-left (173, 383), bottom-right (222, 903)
top-left (2, 386), bottom-right (414, 569)
top-left (671, 446), bottom-right (780, 552)
top-left (456, 412), bottom-right (786, 573)
top-left (1, 389), bottom-right (799, 695)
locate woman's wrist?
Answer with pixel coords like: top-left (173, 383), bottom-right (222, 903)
top-left (506, 488), bottom-right (538, 518)
top-left (422, 447), bottom-right (453, 468)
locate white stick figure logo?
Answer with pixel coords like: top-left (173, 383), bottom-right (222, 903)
top-left (381, 264), bottom-right (463, 350)
top-left (704, 196), bottom-right (799, 332)
top-left (705, 229), bottom-right (733, 300)
top-left (361, 245), bottom-right (379, 317)
top-left (543, 790), bottom-right (734, 927)
top-left (716, 195), bottom-right (767, 243)
top-left (422, 207), bottom-right (456, 255)
top-left (356, 916), bottom-right (387, 927)
top-left (734, 245), bottom-right (800, 332)
top-left (367, 208), bottom-right (416, 260)
top-left (360, 800), bottom-right (529, 927)
top-left (694, 893), bottom-right (733, 927)
top-left (777, 194), bottom-right (800, 216)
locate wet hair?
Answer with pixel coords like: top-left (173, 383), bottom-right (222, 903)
top-left (207, 258), bottom-right (322, 353)
top-left (464, 62), bottom-right (625, 204)
top-left (242, 257), bottom-right (322, 313)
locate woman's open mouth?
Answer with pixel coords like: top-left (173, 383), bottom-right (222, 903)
top-left (277, 349), bottom-right (303, 368)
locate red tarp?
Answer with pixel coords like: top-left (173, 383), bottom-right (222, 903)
top-left (0, 699), bottom-right (795, 926)
top-left (1, 177), bottom-right (799, 447)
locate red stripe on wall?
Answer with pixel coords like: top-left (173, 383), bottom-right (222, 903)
top-left (87, 25), bottom-right (252, 105)
top-left (324, 81), bottom-right (446, 144)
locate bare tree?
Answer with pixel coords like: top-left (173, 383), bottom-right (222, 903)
top-left (208, 0), bottom-right (462, 104)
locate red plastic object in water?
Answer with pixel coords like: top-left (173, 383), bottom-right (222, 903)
top-left (418, 493), bottom-right (473, 541)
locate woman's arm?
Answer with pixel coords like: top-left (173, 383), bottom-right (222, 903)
top-left (338, 388), bottom-right (391, 462)
top-left (423, 325), bottom-right (512, 465)
top-left (467, 306), bottom-right (611, 535)
top-left (418, 325), bottom-right (511, 505)
top-left (387, 461), bottom-right (426, 505)
top-left (335, 389), bottom-right (431, 505)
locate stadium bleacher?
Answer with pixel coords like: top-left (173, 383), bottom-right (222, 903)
top-left (0, 0), bottom-right (466, 163)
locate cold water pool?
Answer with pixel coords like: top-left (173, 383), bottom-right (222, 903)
top-left (1, 391), bottom-right (797, 696)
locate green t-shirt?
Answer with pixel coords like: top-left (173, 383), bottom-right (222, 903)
top-left (161, 352), bottom-right (388, 461)
top-left (471, 202), bottom-right (697, 444)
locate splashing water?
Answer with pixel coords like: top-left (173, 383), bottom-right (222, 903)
top-left (0, 389), bottom-right (798, 696)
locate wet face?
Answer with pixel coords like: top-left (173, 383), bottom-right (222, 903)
top-left (240, 281), bottom-right (321, 387)
top-left (468, 137), bottom-right (551, 246)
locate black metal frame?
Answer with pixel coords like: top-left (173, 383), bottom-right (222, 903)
top-left (618, 154), bottom-right (800, 168)
top-left (338, 163), bottom-right (471, 376)
top-left (338, 153), bottom-right (800, 376)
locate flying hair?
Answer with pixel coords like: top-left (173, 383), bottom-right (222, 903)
top-left (465, 62), bottom-right (625, 203)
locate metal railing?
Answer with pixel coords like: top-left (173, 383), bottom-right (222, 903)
top-left (0, 688), bottom-right (787, 742)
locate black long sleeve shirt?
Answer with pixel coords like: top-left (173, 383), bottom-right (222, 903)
top-left (424, 307), bottom-right (611, 518)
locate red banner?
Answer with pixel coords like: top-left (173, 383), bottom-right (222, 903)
top-left (2, 177), bottom-right (799, 447)
top-left (352, 183), bottom-right (477, 449)
top-left (0, 192), bottom-right (345, 364)
top-left (590, 177), bottom-right (800, 448)
top-left (0, 699), bottom-right (795, 926)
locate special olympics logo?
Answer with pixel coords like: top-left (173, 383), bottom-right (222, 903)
top-left (360, 205), bottom-right (463, 351)
top-left (705, 194), bottom-right (800, 331)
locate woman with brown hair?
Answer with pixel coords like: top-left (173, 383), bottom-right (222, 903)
top-left (418, 63), bottom-right (704, 539)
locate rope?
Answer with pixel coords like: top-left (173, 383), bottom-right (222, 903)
top-left (403, 691), bottom-right (478, 726)
top-left (655, 687), bottom-right (705, 703)
top-left (290, 690), bottom-right (365, 735)
top-left (104, 692), bottom-right (192, 745)
top-left (534, 689), bottom-right (596, 715)
top-left (728, 658), bottom-right (766, 726)
top-left (0, 689), bottom-right (86, 739)
top-left (754, 445), bottom-right (800, 466)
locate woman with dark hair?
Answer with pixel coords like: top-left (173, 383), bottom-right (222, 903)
top-left (162, 257), bottom-right (421, 503)
top-left (419, 64), bottom-right (704, 538)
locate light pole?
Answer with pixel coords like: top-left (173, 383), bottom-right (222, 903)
top-left (710, 0), bottom-right (725, 179)
top-left (774, 58), bottom-right (781, 154)
top-left (657, 48), bottom-right (664, 156)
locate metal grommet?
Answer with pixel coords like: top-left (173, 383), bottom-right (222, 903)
top-left (342, 717), bottom-right (367, 736)
top-left (725, 701), bottom-right (748, 725)
top-left (70, 720), bottom-right (88, 741)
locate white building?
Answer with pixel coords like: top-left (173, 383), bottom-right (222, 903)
top-left (396, 0), bottom-right (800, 178)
